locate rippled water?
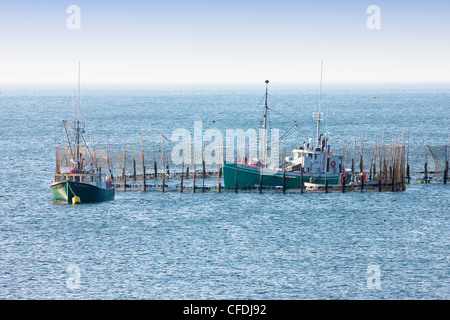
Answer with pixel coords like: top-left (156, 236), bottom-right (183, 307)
top-left (0, 84), bottom-right (449, 299)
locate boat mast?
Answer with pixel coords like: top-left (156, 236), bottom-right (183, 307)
top-left (75, 62), bottom-right (81, 171)
top-left (264, 79), bottom-right (269, 131)
top-left (263, 80), bottom-right (269, 167)
top-left (316, 60), bottom-right (323, 148)
top-left (77, 61), bottom-right (81, 121)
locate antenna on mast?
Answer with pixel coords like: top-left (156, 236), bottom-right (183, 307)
top-left (77, 61), bottom-right (81, 121)
top-left (263, 79), bottom-right (269, 131)
top-left (263, 80), bottom-right (269, 167)
top-left (73, 89), bottom-right (76, 120)
top-left (313, 60), bottom-right (324, 147)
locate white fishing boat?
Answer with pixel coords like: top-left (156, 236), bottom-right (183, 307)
top-left (222, 63), bottom-right (350, 189)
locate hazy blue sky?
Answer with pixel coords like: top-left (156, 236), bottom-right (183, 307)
top-left (1, 0), bottom-right (449, 84)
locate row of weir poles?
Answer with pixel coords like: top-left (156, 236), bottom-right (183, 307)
top-left (120, 130), bottom-right (216, 193)
top-left (170, 134), bottom-right (223, 193)
top-left (116, 129), bottom-right (448, 192)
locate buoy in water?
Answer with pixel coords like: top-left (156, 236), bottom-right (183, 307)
top-left (72, 196), bottom-right (81, 205)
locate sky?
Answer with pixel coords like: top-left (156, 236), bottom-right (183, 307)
top-left (1, 0), bottom-right (450, 85)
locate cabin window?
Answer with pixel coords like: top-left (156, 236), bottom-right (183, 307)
top-left (75, 176), bottom-right (80, 182)
top-left (89, 176), bottom-right (93, 182)
top-left (102, 176), bottom-right (106, 183)
top-left (69, 176), bottom-right (74, 181)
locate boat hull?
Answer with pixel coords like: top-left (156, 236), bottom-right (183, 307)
top-left (50, 181), bottom-right (115, 203)
top-left (222, 161), bottom-right (343, 189)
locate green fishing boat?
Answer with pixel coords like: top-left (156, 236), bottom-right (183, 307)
top-left (50, 63), bottom-right (115, 204)
top-left (222, 73), bottom-right (350, 190)
top-left (50, 119), bottom-right (115, 204)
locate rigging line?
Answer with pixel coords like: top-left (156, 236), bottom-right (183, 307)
top-left (80, 131), bottom-right (98, 171)
top-left (242, 94), bottom-right (266, 132)
top-left (266, 93), bottom-right (301, 124)
top-left (62, 120), bottom-right (75, 161)
top-left (267, 95), bottom-right (301, 122)
top-left (267, 93), bottom-right (298, 112)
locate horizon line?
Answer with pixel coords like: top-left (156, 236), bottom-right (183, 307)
top-left (2, 80), bottom-right (450, 86)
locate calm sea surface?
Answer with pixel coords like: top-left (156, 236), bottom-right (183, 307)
top-left (0, 83), bottom-right (449, 299)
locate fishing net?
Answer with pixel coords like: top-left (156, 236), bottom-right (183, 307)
top-left (428, 145), bottom-right (449, 175)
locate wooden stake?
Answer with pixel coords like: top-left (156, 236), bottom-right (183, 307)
top-left (180, 161), bottom-right (184, 192)
top-left (150, 129), bottom-right (157, 180)
top-left (392, 167), bottom-right (395, 191)
top-left (162, 133), bottom-right (165, 192)
top-left (218, 140), bottom-right (222, 193)
top-left (300, 166), bottom-right (304, 194)
top-left (282, 140), bottom-right (286, 194)
top-left (218, 164), bottom-right (221, 193)
top-left (360, 132), bottom-right (364, 192)
top-left (235, 161), bottom-right (238, 193)
top-left (142, 129), bottom-right (146, 191)
top-left (352, 129), bottom-right (357, 175)
top-left (122, 134), bottom-right (126, 191)
top-left (444, 136), bottom-right (448, 185)
top-left (202, 142), bottom-right (205, 193)
top-left (444, 160), bottom-right (448, 185)
top-left (424, 135), bottom-right (428, 184)
top-left (259, 166), bottom-right (263, 193)
top-left (193, 145), bottom-right (196, 193)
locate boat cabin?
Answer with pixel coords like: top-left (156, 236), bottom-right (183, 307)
top-left (53, 171), bottom-right (111, 189)
top-left (286, 147), bottom-right (343, 174)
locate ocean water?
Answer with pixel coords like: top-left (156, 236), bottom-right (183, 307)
top-left (0, 83), bottom-right (449, 299)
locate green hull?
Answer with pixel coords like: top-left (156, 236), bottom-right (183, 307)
top-left (222, 161), bottom-right (342, 189)
top-left (50, 181), bottom-right (115, 203)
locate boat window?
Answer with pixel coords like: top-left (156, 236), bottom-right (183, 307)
top-left (89, 176), bottom-right (93, 182)
top-left (69, 176), bottom-right (74, 181)
top-left (75, 176), bottom-right (80, 182)
top-left (102, 176), bottom-right (106, 183)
